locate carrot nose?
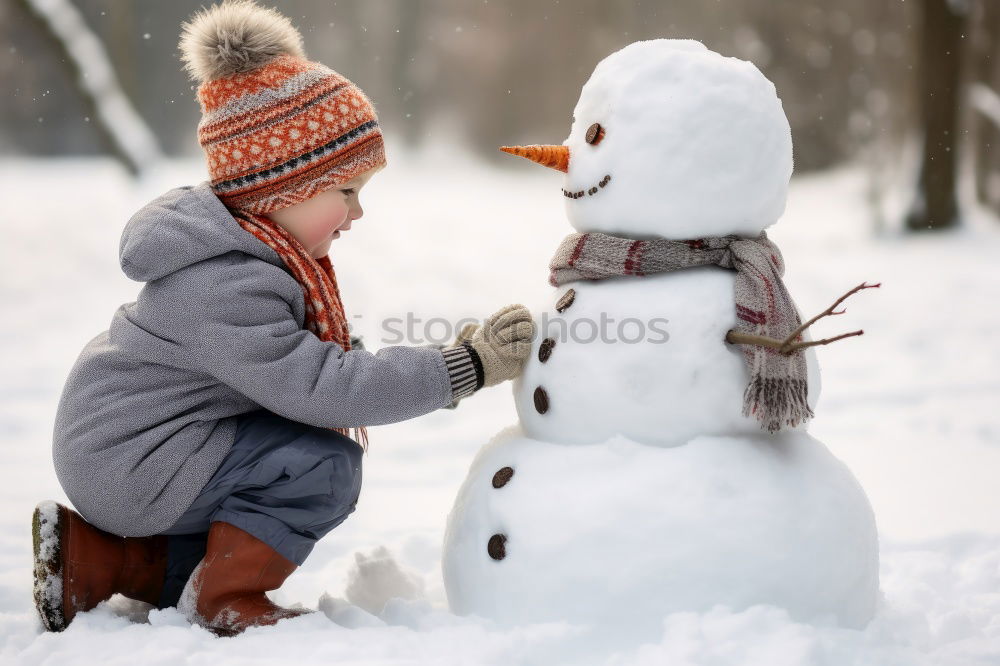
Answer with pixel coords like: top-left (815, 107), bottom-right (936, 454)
top-left (499, 144), bottom-right (570, 173)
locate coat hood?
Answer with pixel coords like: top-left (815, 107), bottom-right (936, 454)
top-left (119, 180), bottom-right (285, 282)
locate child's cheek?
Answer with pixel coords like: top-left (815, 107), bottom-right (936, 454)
top-left (307, 225), bottom-right (335, 246)
top-left (308, 207), bottom-right (347, 243)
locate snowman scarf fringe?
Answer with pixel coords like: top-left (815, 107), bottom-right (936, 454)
top-left (549, 231), bottom-right (814, 433)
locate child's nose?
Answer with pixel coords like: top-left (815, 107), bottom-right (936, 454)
top-left (350, 204), bottom-right (364, 220)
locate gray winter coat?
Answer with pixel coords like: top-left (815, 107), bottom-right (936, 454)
top-left (52, 181), bottom-right (479, 537)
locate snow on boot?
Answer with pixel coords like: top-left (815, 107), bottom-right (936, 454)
top-left (177, 521), bottom-right (313, 637)
top-left (31, 500), bottom-right (168, 632)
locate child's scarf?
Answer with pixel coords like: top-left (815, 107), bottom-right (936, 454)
top-left (548, 230), bottom-right (812, 433)
top-left (233, 209), bottom-right (368, 450)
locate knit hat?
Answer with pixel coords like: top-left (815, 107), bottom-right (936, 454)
top-left (178, 0), bottom-right (386, 215)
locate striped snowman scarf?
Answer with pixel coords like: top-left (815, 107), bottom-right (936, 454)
top-left (549, 230), bottom-right (813, 433)
top-left (233, 210), bottom-right (368, 450)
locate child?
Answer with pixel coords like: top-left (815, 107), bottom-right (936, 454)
top-left (31, 0), bottom-right (534, 638)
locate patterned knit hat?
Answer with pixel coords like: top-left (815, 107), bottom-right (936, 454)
top-left (178, 0), bottom-right (386, 215)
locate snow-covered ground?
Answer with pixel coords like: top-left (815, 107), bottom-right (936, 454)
top-left (1, 145), bottom-right (998, 664)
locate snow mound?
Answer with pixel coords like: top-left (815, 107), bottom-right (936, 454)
top-left (344, 545), bottom-right (427, 615)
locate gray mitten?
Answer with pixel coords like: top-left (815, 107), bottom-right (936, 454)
top-left (439, 305), bottom-right (535, 409)
top-left (466, 304), bottom-right (535, 387)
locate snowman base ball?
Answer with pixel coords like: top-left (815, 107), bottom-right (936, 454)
top-left (442, 425), bottom-right (879, 632)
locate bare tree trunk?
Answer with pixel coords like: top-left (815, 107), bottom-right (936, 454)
top-left (969, 0), bottom-right (1000, 213)
top-left (390, 0), bottom-right (423, 147)
top-left (905, 0), bottom-right (967, 231)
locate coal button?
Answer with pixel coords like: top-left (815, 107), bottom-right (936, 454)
top-left (492, 466), bottom-right (515, 488)
top-left (555, 288), bottom-right (576, 313)
top-left (538, 337), bottom-right (556, 363)
top-left (586, 122), bottom-right (604, 145)
top-left (533, 386), bottom-right (550, 414)
top-left (488, 534), bottom-right (507, 560)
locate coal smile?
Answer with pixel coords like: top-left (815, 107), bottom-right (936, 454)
top-left (562, 174), bottom-right (612, 200)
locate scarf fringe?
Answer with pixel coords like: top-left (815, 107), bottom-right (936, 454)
top-left (332, 427), bottom-right (369, 451)
top-left (742, 376), bottom-right (814, 434)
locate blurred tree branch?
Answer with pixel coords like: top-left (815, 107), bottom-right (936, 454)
top-left (16, 0), bottom-right (161, 176)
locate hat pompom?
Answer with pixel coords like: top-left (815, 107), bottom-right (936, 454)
top-left (178, 0), bottom-right (305, 83)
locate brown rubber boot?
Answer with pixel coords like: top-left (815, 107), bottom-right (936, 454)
top-left (32, 500), bottom-right (168, 631)
top-left (177, 520), bottom-right (313, 636)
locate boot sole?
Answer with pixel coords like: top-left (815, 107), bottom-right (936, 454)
top-left (32, 500), bottom-right (66, 632)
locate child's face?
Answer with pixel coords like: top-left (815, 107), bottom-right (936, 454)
top-left (266, 166), bottom-right (380, 259)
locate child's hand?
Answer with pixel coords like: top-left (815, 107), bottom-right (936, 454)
top-left (466, 304), bottom-right (535, 387)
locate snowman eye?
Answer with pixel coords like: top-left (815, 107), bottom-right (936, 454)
top-left (585, 122), bottom-right (605, 146)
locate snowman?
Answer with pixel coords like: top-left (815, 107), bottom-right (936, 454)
top-left (441, 40), bottom-right (879, 635)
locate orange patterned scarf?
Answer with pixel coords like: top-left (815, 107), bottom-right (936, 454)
top-left (232, 209), bottom-right (369, 450)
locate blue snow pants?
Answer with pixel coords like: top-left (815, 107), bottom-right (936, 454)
top-left (153, 408), bottom-right (364, 609)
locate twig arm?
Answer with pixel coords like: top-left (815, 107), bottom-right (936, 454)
top-left (783, 282), bottom-right (880, 344)
top-left (781, 329), bottom-right (864, 352)
top-left (725, 282), bottom-right (879, 355)
top-left (724, 331), bottom-right (788, 351)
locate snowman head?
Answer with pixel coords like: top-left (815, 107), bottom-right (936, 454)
top-left (501, 39), bottom-right (793, 240)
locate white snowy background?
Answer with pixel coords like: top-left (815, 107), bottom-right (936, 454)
top-left (1, 141), bottom-right (999, 664)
